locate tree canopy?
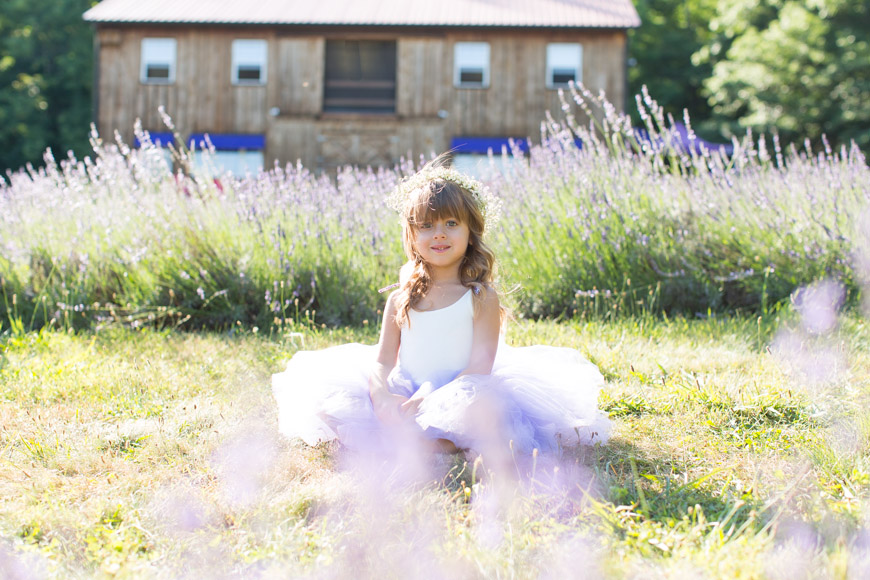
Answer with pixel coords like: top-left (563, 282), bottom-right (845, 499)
top-left (630, 0), bottom-right (870, 154)
top-left (701, 0), bottom-right (870, 152)
top-left (627, 0), bottom-right (719, 133)
top-left (0, 0), bottom-right (95, 174)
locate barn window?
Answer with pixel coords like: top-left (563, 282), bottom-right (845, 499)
top-left (232, 40), bottom-right (268, 85)
top-left (323, 40), bottom-right (396, 114)
top-left (140, 38), bottom-right (177, 84)
top-left (546, 43), bottom-right (583, 88)
top-left (454, 42), bottom-right (490, 88)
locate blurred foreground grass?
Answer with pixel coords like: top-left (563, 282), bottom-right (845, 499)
top-left (1, 314), bottom-right (869, 578)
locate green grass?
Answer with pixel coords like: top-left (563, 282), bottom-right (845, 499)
top-left (1, 314), bottom-right (869, 578)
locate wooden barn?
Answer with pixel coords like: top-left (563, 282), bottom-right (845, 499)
top-left (83, 0), bottom-right (640, 173)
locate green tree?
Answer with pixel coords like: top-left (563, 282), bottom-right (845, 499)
top-left (700, 0), bottom-right (870, 152)
top-left (0, 0), bottom-right (96, 175)
top-left (628, 0), bottom-right (720, 135)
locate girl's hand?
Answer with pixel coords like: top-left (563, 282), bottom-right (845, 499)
top-left (372, 392), bottom-right (411, 424)
top-left (400, 397), bottom-right (423, 417)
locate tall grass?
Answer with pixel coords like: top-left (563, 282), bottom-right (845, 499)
top-left (1, 88), bottom-right (868, 331)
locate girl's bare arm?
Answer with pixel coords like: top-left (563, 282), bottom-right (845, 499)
top-left (459, 287), bottom-right (501, 377)
top-left (369, 291), bottom-right (408, 420)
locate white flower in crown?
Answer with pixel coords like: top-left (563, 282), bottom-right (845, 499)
top-left (387, 165), bottom-right (502, 232)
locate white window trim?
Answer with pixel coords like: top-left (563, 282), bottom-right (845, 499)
top-left (546, 43), bottom-right (583, 89)
top-left (231, 39), bottom-right (268, 86)
top-left (454, 42), bottom-right (490, 89)
top-left (140, 38), bottom-right (177, 84)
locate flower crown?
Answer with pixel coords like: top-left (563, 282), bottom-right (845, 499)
top-left (387, 165), bottom-right (502, 232)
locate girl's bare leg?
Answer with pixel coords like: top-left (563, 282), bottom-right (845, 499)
top-left (436, 438), bottom-right (461, 454)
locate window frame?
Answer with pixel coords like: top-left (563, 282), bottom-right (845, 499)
top-left (322, 39), bottom-right (397, 114)
top-left (546, 43), bottom-right (583, 89)
top-left (231, 39), bottom-right (268, 86)
top-left (140, 38), bottom-right (177, 85)
top-left (453, 42), bottom-right (490, 89)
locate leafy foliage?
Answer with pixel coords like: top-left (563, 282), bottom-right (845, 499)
top-left (698, 0), bottom-right (870, 152)
top-left (0, 0), bottom-right (95, 174)
top-left (628, 0), bottom-right (870, 153)
top-left (628, 0), bottom-right (719, 135)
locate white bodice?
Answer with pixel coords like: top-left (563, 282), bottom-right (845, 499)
top-left (398, 289), bottom-right (473, 388)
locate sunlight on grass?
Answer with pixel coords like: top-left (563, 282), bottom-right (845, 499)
top-left (0, 314), bottom-right (867, 578)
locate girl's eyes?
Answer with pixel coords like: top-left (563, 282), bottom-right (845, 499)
top-left (419, 219), bottom-right (459, 229)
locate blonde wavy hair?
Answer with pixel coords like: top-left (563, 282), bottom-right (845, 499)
top-left (393, 177), bottom-right (500, 328)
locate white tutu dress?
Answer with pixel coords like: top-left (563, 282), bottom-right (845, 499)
top-left (272, 290), bottom-right (610, 454)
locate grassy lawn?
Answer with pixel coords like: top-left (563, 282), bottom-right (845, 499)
top-left (1, 314), bottom-right (868, 578)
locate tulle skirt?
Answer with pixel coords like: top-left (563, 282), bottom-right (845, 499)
top-left (271, 342), bottom-right (610, 455)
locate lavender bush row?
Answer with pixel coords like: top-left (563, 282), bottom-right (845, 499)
top-left (491, 87), bottom-right (869, 318)
top-left (1, 88), bottom-right (868, 331)
top-left (0, 123), bottom-right (405, 330)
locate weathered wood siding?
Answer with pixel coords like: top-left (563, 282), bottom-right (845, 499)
top-left (396, 37), bottom-right (448, 118)
top-left (97, 26), bottom-right (273, 144)
top-left (273, 37), bottom-right (324, 116)
top-left (395, 29), bottom-right (626, 136)
top-left (268, 117), bottom-right (445, 169)
top-left (441, 30), bottom-right (626, 138)
top-left (95, 25), bottom-right (626, 169)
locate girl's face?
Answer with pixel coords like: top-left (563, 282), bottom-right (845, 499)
top-left (412, 216), bottom-right (470, 272)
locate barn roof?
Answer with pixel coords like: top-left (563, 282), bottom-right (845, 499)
top-left (83, 0), bottom-right (640, 29)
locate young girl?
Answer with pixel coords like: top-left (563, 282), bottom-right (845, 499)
top-left (272, 162), bottom-right (609, 456)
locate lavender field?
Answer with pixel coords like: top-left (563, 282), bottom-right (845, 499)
top-left (1, 88), bottom-right (868, 333)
